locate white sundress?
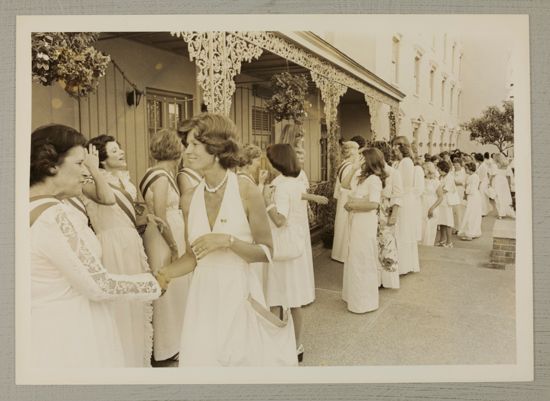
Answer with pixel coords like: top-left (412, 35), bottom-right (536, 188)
top-left (342, 174), bottom-right (382, 313)
top-left (458, 173), bottom-right (483, 238)
top-left (140, 167), bottom-right (190, 361)
top-left (178, 172), bottom-right (297, 366)
top-left (331, 160), bottom-right (353, 263)
top-left (266, 174), bottom-right (313, 308)
top-left (84, 171), bottom-right (154, 367)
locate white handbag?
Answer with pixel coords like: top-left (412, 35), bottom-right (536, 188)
top-left (271, 223), bottom-right (305, 261)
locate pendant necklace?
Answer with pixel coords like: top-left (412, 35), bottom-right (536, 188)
top-left (204, 170), bottom-right (229, 193)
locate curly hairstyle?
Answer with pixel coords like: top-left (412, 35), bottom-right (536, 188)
top-left (177, 119), bottom-right (194, 147)
top-left (150, 128), bottom-right (182, 161)
top-left (188, 113), bottom-right (241, 169)
top-left (237, 143), bottom-right (262, 168)
top-left (30, 124), bottom-right (87, 186)
top-left (86, 135), bottom-right (118, 168)
top-left (266, 144), bottom-right (300, 178)
top-left (464, 161), bottom-right (477, 173)
top-left (358, 148), bottom-right (387, 188)
top-left (350, 135), bottom-right (366, 149)
top-left (437, 160), bottom-right (451, 174)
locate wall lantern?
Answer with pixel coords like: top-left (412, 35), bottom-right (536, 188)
top-left (126, 88), bottom-right (143, 107)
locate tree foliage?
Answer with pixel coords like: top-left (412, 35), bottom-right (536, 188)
top-left (461, 100), bottom-right (514, 154)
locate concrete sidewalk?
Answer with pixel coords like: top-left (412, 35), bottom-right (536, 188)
top-left (301, 215), bottom-right (516, 366)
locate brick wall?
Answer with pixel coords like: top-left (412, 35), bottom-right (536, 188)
top-left (489, 237), bottom-right (516, 269)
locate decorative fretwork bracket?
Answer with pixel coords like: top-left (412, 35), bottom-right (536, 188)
top-left (310, 71), bottom-right (347, 181)
top-left (172, 31), bottom-right (263, 115)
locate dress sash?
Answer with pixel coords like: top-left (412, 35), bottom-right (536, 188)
top-left (337, 160), bottom-right (352, 182)
top-left (177, 167), bottom-right (202, 187)
top-left (29, 197), bottom-right (59, 227)
top-left (66, 196), bottom-right (88, 218)
top-left (109, 183), bottom-right (137, 227)
top-left (139, 168), bottom-right (180, 199)
top-left (237, 172), bottom-right (256, 186)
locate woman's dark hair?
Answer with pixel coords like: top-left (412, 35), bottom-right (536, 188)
top-left (430, 155), bottom-right (440, 163)
top-left (188, 113), bottom-right (241, 169)
top-left (266, 144), bottom-right (300, 178)
top-left (358, 148), bottom-right (387, 188)
top-left (371, 141), bottom-right (392, 164)
top-left (177, 119), bottom-right (194, 147)
top-left (452, 157), bottom-right (463, 166)
top-left (474, 153), bottom-right (484, 162)
top-left (238, 144), bottom-right (262, 167)
top-left (395, 142), bottom-right (412, 159)
top-left (350, 135), bottom-right (366, 149)
top-left (87, 135), bottom-right (118, 168)
top-left (30, 124), bottom-right (87, 186)
top-left (465, 162), bottom-right (477, 173)
top-left (437, 160), bottom-right (451, 174)
top-left (484, 152), bottom-right (490, 159)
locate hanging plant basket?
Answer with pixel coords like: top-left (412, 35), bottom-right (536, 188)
top-left (266, 72), bottom-right (309, 125)
top-left (32, 32), bottom-right (111, 98)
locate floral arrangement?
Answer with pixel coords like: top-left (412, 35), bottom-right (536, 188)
top-left (266, 72), bottom-right (309, 124)
top-left (32, 32), bottom-right (111, 98)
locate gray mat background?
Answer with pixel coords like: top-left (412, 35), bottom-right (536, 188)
top-left (1, 1), bottom-right (548, 400)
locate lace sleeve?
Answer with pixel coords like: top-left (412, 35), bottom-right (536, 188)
top-left (37, 207), bottom-right (161, 302)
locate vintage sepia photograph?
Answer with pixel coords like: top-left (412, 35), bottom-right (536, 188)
top-left (15, 14), bottom-right (532, 384)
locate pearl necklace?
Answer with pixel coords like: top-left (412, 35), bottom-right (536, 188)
top-left (204, 170), bottom-right (229, 193)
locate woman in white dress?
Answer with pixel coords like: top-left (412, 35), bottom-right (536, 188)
top-left (490, 154), bottom-right (516, 219)
top-left (84, 135), bottom-right (156, 367)
top-left (435, 161), bottom-right (456, 248)
top-left (413, 158), bottom-right (425, 242)
top-left (331, 141), bottom-right (359, 263)
top-left (293, 147), bottom-right (327, 304)
top-left (458, 162), bottom-right (483, 240)
top-left (370, 140), bottom-right (402, 289)
top-left (157, 113), bottom-right (297, 367)
top-left (477, 153), bottom-right (494, 216)
top-left (391, 136), bottom-right (420, 274)
top-left (452, 157), bottom-right (467, 232)
top-left (29, 124), bottom-right (161, 369)
top-left (421, 162), bottom-right (440, 246)
top-left (263, 144), bottom-right (313, 362)
top-left (139, 128), bottom-right (190, 363)
top-left (342, 148), bottom-right (384, 313)
top-left (237, 144), bottom-right (269, 291)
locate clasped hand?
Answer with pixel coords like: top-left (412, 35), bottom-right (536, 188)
top-left (191, 233), bottom-right (230, 260)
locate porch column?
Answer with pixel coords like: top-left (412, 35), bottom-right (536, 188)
top-left (310, 71), bottom-right (348, 181)
top-left (173, 31), bottom-right (263, 115)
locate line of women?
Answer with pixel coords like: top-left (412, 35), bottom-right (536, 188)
top-left (334, 137), bottom-right (421, 314)
top-left (29, 114), bottom-right (325, 369)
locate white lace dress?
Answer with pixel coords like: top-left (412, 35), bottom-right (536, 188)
top-left (30, 197), bottom-right (160, 369)
top-left (296, 169), bottom-right (316, 303)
